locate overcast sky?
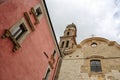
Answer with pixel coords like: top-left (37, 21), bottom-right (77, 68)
top-left (45, 0), bottom-right (120, 44)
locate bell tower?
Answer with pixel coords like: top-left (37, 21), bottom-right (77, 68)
top-left (59, 23), bottom-right (77, 55)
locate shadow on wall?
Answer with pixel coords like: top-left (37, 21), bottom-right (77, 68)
top-left (0, 0), bottom-right (6, 4)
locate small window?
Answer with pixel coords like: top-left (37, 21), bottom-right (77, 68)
top-left (61, 41), bottom-right (64, 48)
top-left (90, 60), bottom-right (102, 72)
top-left (44, 68), bottom-right (50, 80)
top-left (91, 42), bottom-right (97, 47)
top-left (11, 23), bottom-right (27, 41)
top-left (1, 18), bottom-right (30, 52)
top-left (9, 18), bottom-right (30, 43)
top-left (35, 7), bottom-right (42, 17)
top-left (66, 41), bottom-right (69, 48)
top-left (67, 32), bottom-right (70, 35)
top-left (52, 50), bottom-right (56, 57)
top-left (30, 4), bottom-right (42, 25)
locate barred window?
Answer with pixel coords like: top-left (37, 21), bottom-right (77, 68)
top-left (90, 60), bottom-right (102, 72)
top-left (11, 23), bottom-right (27, 41)
top-left (1, 18), bottom-right (30, 52)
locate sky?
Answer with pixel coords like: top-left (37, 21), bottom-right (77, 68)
top-left (45, 0), bottom-right (120, 44)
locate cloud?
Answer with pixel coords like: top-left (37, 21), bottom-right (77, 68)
top-left (45, 0), bottom-right (120, 44)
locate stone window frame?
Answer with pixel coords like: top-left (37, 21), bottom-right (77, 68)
top-left (87, 58), bottom-right (104, 77)
top-left (24, 12), bottom-right (35, 31)
top-left (91, 42), bottom-right (97, 47)
top-left (1, 18), bottom-right (30, 52)
top-left (88, 58), bottom-right (104, 75)
top-left (90, 60), bottom-right (102, 72)
top-left (30, 3), bottom-right (43, 25)
top-left (43, 67), bottom-right (51, 80)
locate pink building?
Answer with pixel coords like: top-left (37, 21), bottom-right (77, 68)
top-left (0, 0), bottom-right (62, 80)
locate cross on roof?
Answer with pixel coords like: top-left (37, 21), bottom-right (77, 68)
top-left (91, 34), bottom-right (96, 37)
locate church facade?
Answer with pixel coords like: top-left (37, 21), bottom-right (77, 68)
top-left (58, 23), bottom-right (120, 80)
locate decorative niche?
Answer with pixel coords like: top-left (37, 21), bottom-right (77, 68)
top-left (1, 18), bottom-right (30, 52)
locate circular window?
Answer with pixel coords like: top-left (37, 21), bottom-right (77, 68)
top-left (91, 42), bottom-right (97, 47)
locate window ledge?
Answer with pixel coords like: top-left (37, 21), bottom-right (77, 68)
top-left (1, 29), bottom-right (21, 52)
top-left (1, 18), bottom-right (30, 52)
top-left (89, 72), bottom-right (104, 77)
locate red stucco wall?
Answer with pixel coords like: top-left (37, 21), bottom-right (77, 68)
top-left (0, 0), bottom-right (60, 80)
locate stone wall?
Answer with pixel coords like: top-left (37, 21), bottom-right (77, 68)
top-left (58, 37), bottom-right (120, 80)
